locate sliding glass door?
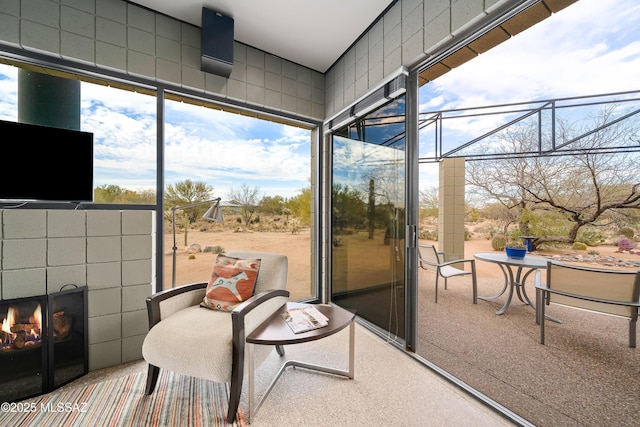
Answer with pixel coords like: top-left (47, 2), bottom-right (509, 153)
top-left (330, 96), bottom-right (406, 341)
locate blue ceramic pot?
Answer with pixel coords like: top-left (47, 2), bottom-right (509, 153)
top-left (505, 247), bottom-right (526, 259)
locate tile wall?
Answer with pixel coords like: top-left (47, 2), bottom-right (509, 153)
top-left (0, 208), bottom-right (154, 370)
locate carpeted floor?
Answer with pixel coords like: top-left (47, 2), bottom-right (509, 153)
top-left (0, 369), bottom-right (245, 427)
top-left (2, 325), bottom-right (516, 427)
top-left (417, 273), bottom-right (640, 427)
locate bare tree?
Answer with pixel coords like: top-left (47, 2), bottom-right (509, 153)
top-left (419, 186), bottom-right (439, 217)
top-left (467, 106), bottom-right (640, 247)
top-left (228, 183), bottom-right (261, 226)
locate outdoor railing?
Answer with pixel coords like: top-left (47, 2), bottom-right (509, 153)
top-left (419, 89), bottom-right (640, 162)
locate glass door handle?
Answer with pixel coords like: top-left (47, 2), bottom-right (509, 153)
top-left (406, 224), bottom-right (417, 248)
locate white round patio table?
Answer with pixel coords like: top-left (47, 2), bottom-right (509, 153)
top-left (474, 252), bottom-right (547, 316)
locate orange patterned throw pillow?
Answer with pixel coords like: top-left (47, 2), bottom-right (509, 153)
top-left (201, 254), bottom-right (261, 311)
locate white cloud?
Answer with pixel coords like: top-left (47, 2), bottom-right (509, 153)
top-left (421, 0), bottom-right (640, 111)
top-left (164, 126), bottom-right (309, 183)
top-left (418, 0), bottom-right (640, 191)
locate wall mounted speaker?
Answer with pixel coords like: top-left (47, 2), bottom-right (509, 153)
top-left (201, 8), bottom-right (234, 78)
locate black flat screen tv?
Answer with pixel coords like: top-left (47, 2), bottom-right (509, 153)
top-left (0, 120), bottom-right (94, 202)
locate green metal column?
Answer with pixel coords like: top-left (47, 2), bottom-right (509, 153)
top-left (18, 70), bottom-right (80, 130)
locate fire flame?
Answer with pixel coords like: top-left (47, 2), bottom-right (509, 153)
top-left (30, 305), bottom-right (42, 338)
top-left (1, 307), bottom-right (16, 334)
top-left (1, 304), bottom-right (42, 345)
top-left (30, 304), bottom-right (42, 330)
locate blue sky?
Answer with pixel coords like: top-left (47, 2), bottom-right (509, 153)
top-left (420, 0), bottom-right (640, 110)
top-left (163, 100), bottom-right (311, 200)
top-left (76, 80), bottom-right (311, 200)
top-left (417, 0), bottom-right (640, 188)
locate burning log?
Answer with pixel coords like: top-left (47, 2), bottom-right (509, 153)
top-left (13, 331), bottom-right (26, 349)
top-left (10, 323), bottom-right (41, 334)
top-left (7, 323), bottom-right (41, 349)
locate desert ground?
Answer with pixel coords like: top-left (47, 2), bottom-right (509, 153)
top-left (165, 228), bottom-right (640, 300)
top-left (165, 229), bottom-right (314, 299)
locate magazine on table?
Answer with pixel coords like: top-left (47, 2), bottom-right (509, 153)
top-left (282, 306), bottom-right (329, 333)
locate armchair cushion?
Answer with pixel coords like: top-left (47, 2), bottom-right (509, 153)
top-left (144, 304), bottom-right (234, 381)
top-left (200, 254), bottom-right (261, 311)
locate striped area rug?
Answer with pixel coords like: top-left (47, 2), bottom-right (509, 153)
top-left (0, 371), bottom-right (245, 426)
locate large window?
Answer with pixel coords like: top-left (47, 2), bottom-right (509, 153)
top-left (164, 97), bottom-right (315, 300)
top-left (0, 61), bottom-right (317, 302)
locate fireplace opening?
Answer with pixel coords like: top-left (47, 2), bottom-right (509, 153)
top-left (0, 286), bottom-right (87, 402)
top-left (0, 294), bottom-right (46, 402)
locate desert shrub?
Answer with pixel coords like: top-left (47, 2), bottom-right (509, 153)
top-left (572, 242), bottom-right (588, 251)
top-left (618, 235), bottom-right (637, 251)
top-left (203, 245), bottom-right (225, 254)
top-left (618, 227), bottom-right (635, 239)
top-left (520, 210), bottom-right (571, 242)
top-left (419, 229), bottom-right (438, 240)
top-left (188, 254), bottom-right (196, 259)
top-left (486, 227), bottom-right (503, 239)
top-left (466, 207), bottom-right (483, 223)
top-left (491, 235), bottom-right (506, 251)
top-left (576, 230), bottom-right (605, 246)
top-left (588, 249), bottom-right (600, 256)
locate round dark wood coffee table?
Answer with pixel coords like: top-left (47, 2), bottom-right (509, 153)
top-left (245, 302), bottom-right (356, 423)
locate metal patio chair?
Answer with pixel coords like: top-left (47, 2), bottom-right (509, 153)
top-left (418, 244), bottom-right (477, 304)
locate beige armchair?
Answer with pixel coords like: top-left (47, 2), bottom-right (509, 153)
top-left (142, 251), bottom-right (289, 423)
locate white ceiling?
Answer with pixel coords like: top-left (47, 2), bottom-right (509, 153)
top-left (130, 0), bottom-right (394, 73)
